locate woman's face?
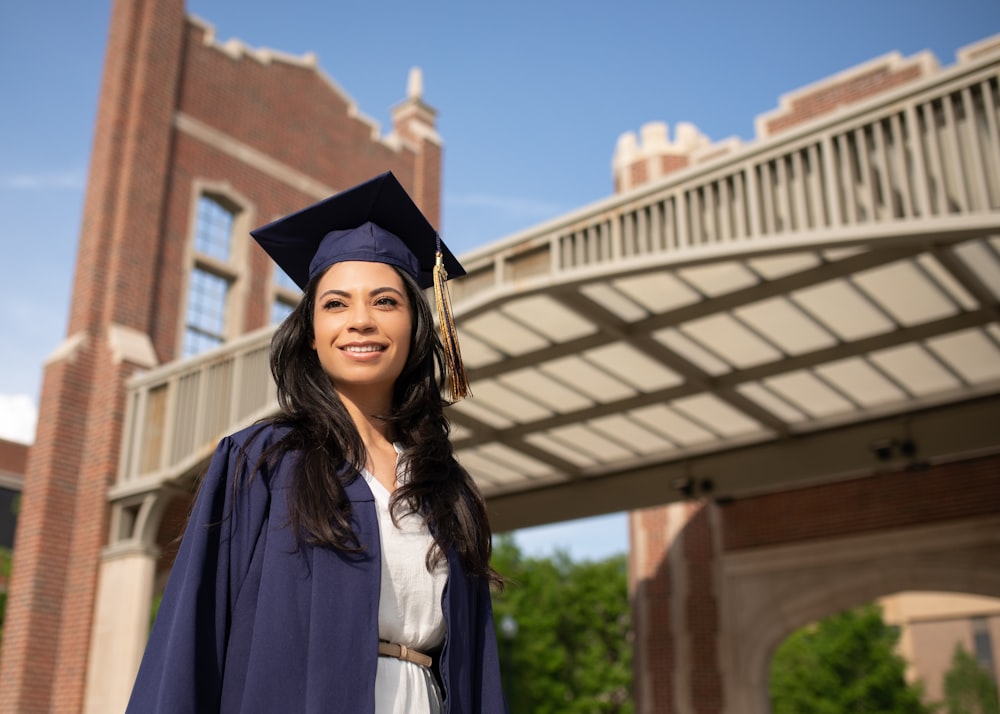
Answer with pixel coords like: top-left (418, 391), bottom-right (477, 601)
top-left (311, 261), bottom-right (412, 401)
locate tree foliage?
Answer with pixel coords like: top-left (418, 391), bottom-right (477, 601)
top-left (0, 546), bottom-right (10, 648)
top-left (943, 643), bottom-right (1000, 714)
top-left (490, 535), bottom-right (633, 713)
top-left (770, 602), bottom-right (933, 714)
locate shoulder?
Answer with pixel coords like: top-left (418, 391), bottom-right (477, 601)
top-left (225, 420), bottom-right (294, 452)
top-left (207, 421), bottom-right (298, 485)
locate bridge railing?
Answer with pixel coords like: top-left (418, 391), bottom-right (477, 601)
top-left (451, 55), bottom-right (999, 296)
top-left (115, 51), bottom-right (1000, 491)
top-left (114, 326), bottom-right (276, 495)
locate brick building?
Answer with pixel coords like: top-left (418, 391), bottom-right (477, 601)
top-left (0, 437), bottom-right (27, 562)
top-left (1, 0), bottom-right (998, 711)
top-left (0, 0), bottom-right (441, 711)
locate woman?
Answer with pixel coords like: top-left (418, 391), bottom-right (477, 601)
top-left (126, 172), bottom-right (508, 713)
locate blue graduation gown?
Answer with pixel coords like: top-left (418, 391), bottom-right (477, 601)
top-left (126, 423), bottom-right (507, 713)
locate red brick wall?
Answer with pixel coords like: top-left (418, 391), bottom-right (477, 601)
top-left (0, 439), bottom-right (28, 476)
top-left (763, 64), bottom-right (925, 136)
top-left (722, 453), bottom-right (1000, 551)
top-left (684, 504), bottom-right (722, 714)
top-left (0, 0), bottom-right (442, 710)
top-left (630, 505), bottom-right (676, 712)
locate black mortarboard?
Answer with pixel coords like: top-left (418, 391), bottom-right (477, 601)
top-left (250, 171), bottom-right (471, 400)
top-left (250, 171), bottom-right (464, 291)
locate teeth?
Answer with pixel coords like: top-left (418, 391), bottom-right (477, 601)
top-left (343, 345), bottom-right (384, 353)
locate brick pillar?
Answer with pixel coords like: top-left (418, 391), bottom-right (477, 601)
top-left (629, 501), bottom-right (724, 714)
top-left (0, 0), bottom-right (184, 710)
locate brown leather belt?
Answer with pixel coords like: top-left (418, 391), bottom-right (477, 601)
top-left (378, 640), bottom-right (433, 668)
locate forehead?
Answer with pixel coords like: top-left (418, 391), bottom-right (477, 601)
top-left (314, 260), bottom-right (406, 292)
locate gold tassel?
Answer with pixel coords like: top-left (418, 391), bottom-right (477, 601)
top-left (433, 247), bottom-right (471, 401)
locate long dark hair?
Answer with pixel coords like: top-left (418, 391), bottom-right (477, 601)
top-left (261, 264), bottom-right (501, 586)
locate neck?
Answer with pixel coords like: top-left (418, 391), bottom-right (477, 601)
top-left (337, 387), bottom-right (394, 449)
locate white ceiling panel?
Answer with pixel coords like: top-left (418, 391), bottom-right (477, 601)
top-left (954, 240), bottom-right (1000, 301)
top-left (462, 311), bottom-right (550, 355)
top-left (500, 295), bottom-right (596, 342)
top-left (579, 283), bottom-right (648, 322)
top-left (916, 254), bottom-right (977, 310)
top-left (539, 355), bottom-right (637, 403)
top-left (523, 432), bottom-right (599, 467)
top-left (499, 368), bottom-right (594, 413)
top-left (735, 297), bottom-right (838, 356)
top-left (630, 404), bottom-right (715, 446)
top-left (747, 252), bottom-right (822, 279)
top-left (814, 357), bottom-right (908, 408)
top-left (764, 370), bottom-right (855, 418)
top-left (475, 442), bottom-right (558, 479)
top-left (547, 424), bottom-right (635, 461)
top-left (450, 396), bottom-right (515, 429)
top-left (457, 449), bottom-right (563, 491)
top-left (925, 328), bottom-right (1000, 384)
top-left (853, 260), bottom-right (958, 326)
top-left (455, 450), bottom-right (515, 486)
top-left (588, 414), bottom-right (675, 454)
top-left (868, 344), bottom-right (962, 396)
top-left (584, 343), bottom-right (684, 392)
top-left (736, 382), bottom-right (807, 423)
top-left (450, 423), bottom-right (474, 441)
top-left (653, 327), bottom-right (732, 376)
top-left (792, 279), bottom-right (894, 340)
top-left (677, 262), bottom-right (760, 297)
top-left (613, 271), bottom-right (702, 313)
top-left (469, 380), bottom-right (553, 423)
top-left (670, 393), bottom-right (762, 437)
top-left (458, 333), bottom-right (504, 368)
top-left (680, 313), bottom-right (783, 368)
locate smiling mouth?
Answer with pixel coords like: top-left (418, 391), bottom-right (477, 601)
top-left (342, 344), bottom-right (386, 353)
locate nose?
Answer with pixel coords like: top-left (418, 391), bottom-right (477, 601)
top-left (346, 303), bottom-right (375, 331)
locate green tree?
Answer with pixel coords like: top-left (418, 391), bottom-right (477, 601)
top-left (770, 602), bottom-right (933, 714)
top-left (491, 535), bottom-right (633, 714)
top-left (0, 546), bottom-right (11, 648)
top-left (943, 643), bottom-right (1000, 714)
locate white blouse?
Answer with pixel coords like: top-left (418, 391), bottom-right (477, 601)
top-left (362, 452), bottom-right (448, 714)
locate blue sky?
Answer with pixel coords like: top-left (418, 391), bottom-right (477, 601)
top-left (0, 1), bottom-right (996, 559)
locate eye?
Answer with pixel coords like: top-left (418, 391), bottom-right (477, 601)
top-left (321, 298), bottom-right (346, 311)
top-left (374, 295), bottom-right (401, 308)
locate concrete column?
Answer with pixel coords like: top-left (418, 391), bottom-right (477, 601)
top-left (83, 543), bottom-right (158, 714)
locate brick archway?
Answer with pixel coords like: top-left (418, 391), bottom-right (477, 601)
top-left (630, 452), bottom-right (1000, 714)
top-left (721, 514), bottom-right (1000, 713)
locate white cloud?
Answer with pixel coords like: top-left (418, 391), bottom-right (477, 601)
top-left (0, 394), bottom-right (38, 444)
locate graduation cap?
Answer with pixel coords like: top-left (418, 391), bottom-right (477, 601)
top-left (251, 171), bottom-right (471, 400)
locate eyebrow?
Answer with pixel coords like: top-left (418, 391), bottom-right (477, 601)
top-left (317, 286), bottom-right (406, 301)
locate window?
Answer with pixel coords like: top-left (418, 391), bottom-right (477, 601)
top-left (271, 266), bottom-right (300, 326)
top-left (271, 299), bottom-right (294, 325)
top-left (194, 195), bottom-right (233, 261)
top-left (182, 195), bottom-right (240, 357)
top-left (183, 268), bottom-right (229, 356)
top-left (972, 616), bottom-right (997, 680)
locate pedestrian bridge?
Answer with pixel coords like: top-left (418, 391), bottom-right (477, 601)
top-left (109, 48), bottom-right (1000, 543)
